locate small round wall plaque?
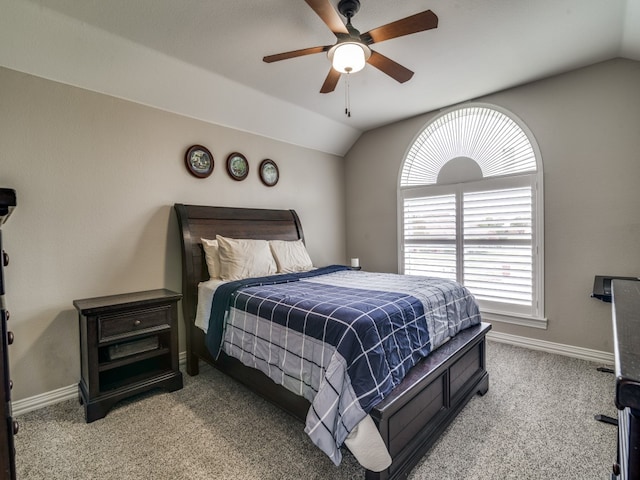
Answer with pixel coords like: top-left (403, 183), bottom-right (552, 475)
top-left (226, 152), bottom-right (249, 181)
top-left (185, 145), bottom-right (214, 178)
top-left (259, 159), bottom-right (279, 187)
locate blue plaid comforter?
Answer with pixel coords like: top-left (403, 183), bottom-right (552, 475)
top-left (206, 266), bottom-right (480, 465)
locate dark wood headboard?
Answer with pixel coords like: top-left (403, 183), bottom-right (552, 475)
top-left (174, 203), bottom-right (305, 374)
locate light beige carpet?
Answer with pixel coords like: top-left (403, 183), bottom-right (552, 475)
top-left (14, 340), bottom-right (617, 479)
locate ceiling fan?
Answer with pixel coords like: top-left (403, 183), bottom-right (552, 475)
top-left (263, 0), bottom-right (438, 94)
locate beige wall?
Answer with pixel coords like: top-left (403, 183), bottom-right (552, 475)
top-left (4, 58), bottom-right (639, 401)
top-left (0, 67), bottom-right (346, 401)
top-left (345, 58), bottom-right (640, 354)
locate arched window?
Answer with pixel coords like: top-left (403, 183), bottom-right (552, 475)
top-left (399, 104), bottom-right (545, 327)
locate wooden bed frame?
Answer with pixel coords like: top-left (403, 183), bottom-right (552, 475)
top-left (174, 203), bottom-right (491, 480)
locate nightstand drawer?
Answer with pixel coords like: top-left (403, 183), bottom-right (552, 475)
top-left (98, 306), bottom-right (171, 342)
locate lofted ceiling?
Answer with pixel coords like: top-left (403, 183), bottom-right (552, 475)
top-left (2, 0), bottom-right (639, 155)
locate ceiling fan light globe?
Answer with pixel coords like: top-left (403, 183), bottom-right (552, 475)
top-left (329, 42), bottom-right (369, 74)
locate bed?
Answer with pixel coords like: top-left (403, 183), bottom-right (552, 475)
top-left (174, 203), bottom-right (491, 480)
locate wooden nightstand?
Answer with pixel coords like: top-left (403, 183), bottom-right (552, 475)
top-left (74, 289), bottom-right (183, 422)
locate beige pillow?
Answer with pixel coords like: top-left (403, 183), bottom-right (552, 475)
top-left (269, 239), bottom-right (313, 273)
top-left (216, 235), bottom-right (277, 281)
top-left (201, 238), bottom-right (221, 279)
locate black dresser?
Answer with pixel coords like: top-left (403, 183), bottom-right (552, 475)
top-left (611, 279), bottom-right (640, 480)
top-left (0, 188), bottom-right (17, 480)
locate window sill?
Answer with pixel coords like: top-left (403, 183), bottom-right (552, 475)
top-left (480, 309), bottom-right (547, 329)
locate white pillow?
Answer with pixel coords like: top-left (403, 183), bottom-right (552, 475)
top-left (201, 238), bottom-right (221, 279)
top-left (269, 239), bottom-right (313, 273)
top-left (216, 235), bottom-right (277, 281)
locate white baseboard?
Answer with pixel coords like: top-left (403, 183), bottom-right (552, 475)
top-left (12, 384), bottom-right (78, 417)
top-left (12, 351), bottom-right (188, 417)
top-left (487, 330), bottom-right (614, 365)
top-left (12, 339), bottom-right (614, 417)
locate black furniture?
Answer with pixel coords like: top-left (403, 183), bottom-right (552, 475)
top-left (74, 289), bottom-right (183, 422)
top-left (592, 275), bottom-right (639, 303)
top-left (592, 275), bottom-right (640, 426)
top-left (0, 188), bottom-right (17, 480)
top-left (610, 279), bottom-right (640, 480)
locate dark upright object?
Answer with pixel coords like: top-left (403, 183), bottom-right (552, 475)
top-left (611, 280), bottom-right (640, 480)
top-left (590, 275), bottom-right (640, 426)
top-left (0, 188), bottom-right (17, 480)
top-left (74, 289), bottom-right (183, 422)
top-left (592, 275), bottom-right (639, 303)
top-left (174, 203), bottom-right (491, 480)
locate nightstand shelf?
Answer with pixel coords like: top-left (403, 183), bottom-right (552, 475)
top-left (99, 365), bottom-right (174, 393)
top-left (97, 347), bottom-right (171, 372)
top-left (74, 289), bottom-right (183, 422)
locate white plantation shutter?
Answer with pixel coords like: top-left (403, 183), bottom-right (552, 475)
top-left (401, 106), bottom-right (536, 187)
top-left (463, 187), bottom-right (533, 307)
top-left (403, 195), bottom-right (456, 279)
top-left (399, 104), bottom-right (544, 324)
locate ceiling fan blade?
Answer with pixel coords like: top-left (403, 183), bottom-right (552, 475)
top-left (320, 68), bottom-right (341, 94)
top-left (367, 50), bottom-right (414, 83)
top-left (362, 10), bottom-right (438, 44)
top-left (304, 0), bottom-right (348, 34)
top-left (263, 45), bottom-right (330, 63)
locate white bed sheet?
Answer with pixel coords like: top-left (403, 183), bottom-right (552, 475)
top-left (195, 278), bottom-right (227, 333)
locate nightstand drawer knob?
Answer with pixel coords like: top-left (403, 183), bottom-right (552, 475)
top-left (7, 331), bottom-right (13, 345)
top-left (12, 420), bottom-right (18, 435)
top-left (5, 310), bottom-right (9, 321)
top-left (2, 250), bottom-right (8, 267)
top-left (134, 320), bottom-right (141, 326)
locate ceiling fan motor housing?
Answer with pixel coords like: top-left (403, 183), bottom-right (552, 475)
top-left (338, 0), bottom-right (361, 20)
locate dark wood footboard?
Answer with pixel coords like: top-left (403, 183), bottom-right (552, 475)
top-left (369, 322), bottom-right (490, 480)
top-left (191, 322), bottom-right (490, 480)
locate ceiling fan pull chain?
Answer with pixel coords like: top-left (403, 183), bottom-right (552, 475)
top-left (345, 73), bottom-right (351, 117)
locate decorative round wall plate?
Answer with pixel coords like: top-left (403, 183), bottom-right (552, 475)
top-left (185, 145), bottom-right (214, 178)
top-left (226, 152), bottom-right (249, 181)
top-left (259, 159), bottom-right (279, 186)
